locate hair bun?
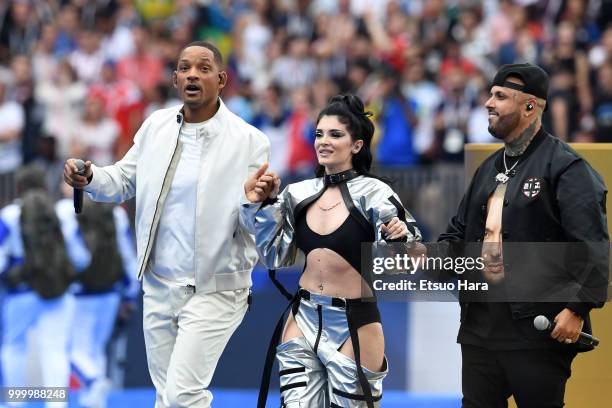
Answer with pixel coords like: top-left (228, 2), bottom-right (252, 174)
top-left (330, 94), bottom-right (372, 118)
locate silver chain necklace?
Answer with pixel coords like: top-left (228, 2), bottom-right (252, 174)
top-left (318, 201), bottom-right (342, 211)
top-left (495, 153), bottom-right (519, 184)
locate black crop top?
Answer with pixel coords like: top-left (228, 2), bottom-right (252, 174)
top-left (295, 206), bottom-right (374, 274)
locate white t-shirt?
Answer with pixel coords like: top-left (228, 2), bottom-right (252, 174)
top-left (150, 120), bottom-right (207, 285)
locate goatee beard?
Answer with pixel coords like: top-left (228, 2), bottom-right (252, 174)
top-left (488, 110), bottom-right (521, 140)
top-left (489, 125), bottom-right (505, 140)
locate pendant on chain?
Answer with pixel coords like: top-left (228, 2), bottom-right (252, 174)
top-left (495, 172), bottom-right (510, 184)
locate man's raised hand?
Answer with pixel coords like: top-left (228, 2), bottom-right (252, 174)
top-left (245, 163), bottom-right (279, 203)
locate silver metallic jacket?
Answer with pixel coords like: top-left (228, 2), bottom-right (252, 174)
top-left (240, 175), bottom-right (422, 270)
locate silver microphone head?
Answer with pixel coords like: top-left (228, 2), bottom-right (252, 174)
top-left (533, 315), bottom-right (550, 331)
top-left (74, 159), bottom-right (85, 176)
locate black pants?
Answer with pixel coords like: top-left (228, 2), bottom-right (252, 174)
top-left (461, 344), bottom-right (577, 408)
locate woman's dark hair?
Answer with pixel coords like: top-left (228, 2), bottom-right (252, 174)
top-left (315, 94), bottom-right (380, 179)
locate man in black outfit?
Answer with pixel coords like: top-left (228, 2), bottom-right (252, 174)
top-left (438, 63), bottom-right (609, 407)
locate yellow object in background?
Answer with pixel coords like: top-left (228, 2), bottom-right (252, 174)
top-left (136, 0), bottom-right (175, 21)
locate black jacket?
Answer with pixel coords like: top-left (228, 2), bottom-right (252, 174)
top-left (439, 128), bottom-right (609, 350)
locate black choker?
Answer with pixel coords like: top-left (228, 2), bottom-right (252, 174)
top-left (324, 169), bottom-right (360, 185)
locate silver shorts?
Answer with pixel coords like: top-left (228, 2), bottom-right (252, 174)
top-left (276, 291), bottom-right (388, 407)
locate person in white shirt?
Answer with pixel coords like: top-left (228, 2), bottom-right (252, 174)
top-left (0, 79), bottom-right (24, 175)
top-left (63, 41), bottom-right (272, 408)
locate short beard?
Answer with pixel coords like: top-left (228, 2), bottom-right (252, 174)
top-left (488, 110), bottom-right (521, 140)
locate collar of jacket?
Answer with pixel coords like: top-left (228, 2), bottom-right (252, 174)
top-left (175, 97), bottom-right (228, 137)
top-left (324, 168), bottom-right (360, 185)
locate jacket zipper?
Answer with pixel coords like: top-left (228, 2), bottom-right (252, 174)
top-left (137, 126), bottom-right (182, 279)
top-left (193, 128), bottom-right (204, 285)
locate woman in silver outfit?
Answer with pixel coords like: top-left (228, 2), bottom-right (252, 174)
top-left (241, 94), bottom-right (421, 408)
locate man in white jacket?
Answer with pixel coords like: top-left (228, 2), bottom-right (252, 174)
top-left (64, 41), bottom-right (271, 408)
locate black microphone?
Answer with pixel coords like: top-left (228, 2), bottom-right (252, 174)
top-left (533, 315), bottom-right (600, 347)
top-left (74, 159), bottom-right (85, 214)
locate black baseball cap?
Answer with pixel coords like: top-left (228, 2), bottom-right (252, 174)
top-left (491, 63), bottom-right (550, 105)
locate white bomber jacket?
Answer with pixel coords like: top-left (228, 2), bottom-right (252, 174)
top-left (85, 100), bottom-right (270, 294)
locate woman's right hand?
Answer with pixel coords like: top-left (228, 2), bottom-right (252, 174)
top-left (244, 163), bottom-right (280, 203)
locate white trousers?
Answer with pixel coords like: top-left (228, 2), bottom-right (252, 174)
top-left (142, 271), bottom-right (248, 408)
top-left (1, 291), bottom-right (75, 408)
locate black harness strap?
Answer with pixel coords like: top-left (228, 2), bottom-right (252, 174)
top-left (257, 293), bottom-right (298, 408)
top-left (268, 269), bottom-right (294, 301)
top-left (346, 302), bottom-right (376, 408)
top-left (339, 182), bottom-right (373, 237)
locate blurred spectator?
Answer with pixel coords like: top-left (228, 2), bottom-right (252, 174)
top-left (31, 24), bottom-right (59, 84)
top-left (346, 58), bottom-right (376, 101)
top-left (452, 4), bottom-right (494, 73)
top-left (144, 83), bottom-right (180, 118)
top-left (116, 25), bottom-right (164, 100)
top-left (432, 67), bottom-right (472, 162)
top-left (485, 0), bottom-right (516, 52)
top-left (498, 27), bottom-right (541, 65)
top-left (36, 59), bottom-right (87, 161)
top-left (54, 4), bottom-right (80, 58)
top-left (593, 62), bottom-right (612, 143)
top-left (252, 84), bottom-right (291, 178)
top-left (589, 25), bottom-right (612, 69)
top-left (98, 7), bottom-right (136, 62)
top-left (557, 0), bottom-right (600, 46)
top-left (285, 0), bottom-right (314, 38)
top-left (71, 94), bottom-right (120, 167)
top-left (10, 55), bottom-right (42, 165)
top-left (271, 35), bottom-right (317, 91)
top-left (542, 22), bottom-right (591, 141)
top-left (0, 0), bottom-right (40, 63)
top-left (439, 39), bottom-right (477, 78)
top-left (350, 0), bottom-right (389, 22)
top-left (116, 0), bottom-right (143, 28)
top-left (373, 67), bottom-right (418, 167)
top-left (233, 0), bottom-right (273, 84)
top-left (310, 10), bottom-right (353, 82)
top-left (311, 77), bottom-right (338, 115)
top-left (401, 55), bottom-right (442, 159)
top-left (0, 76), bottom-right (24, 175)
top-left (90, 60), bottom-right (143, 147)
top-left (417, 0), bottom-right (451, 59)
top-left (225, 80), bottom-right (256, 124)
top-left (285, 87), bottom-right (316, 183)
top-left (363, 5), bottom-right (411, 73)
top-left (69, 29), bottom-right (105, 84)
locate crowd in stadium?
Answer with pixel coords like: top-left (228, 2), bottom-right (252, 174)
top-left (0, 0), bottom-right (610, 197)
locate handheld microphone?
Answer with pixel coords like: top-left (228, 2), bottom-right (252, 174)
top-left (533, 315), bottom-right (600, 347)
top-left (74, 159), bottom-right (85, 214)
